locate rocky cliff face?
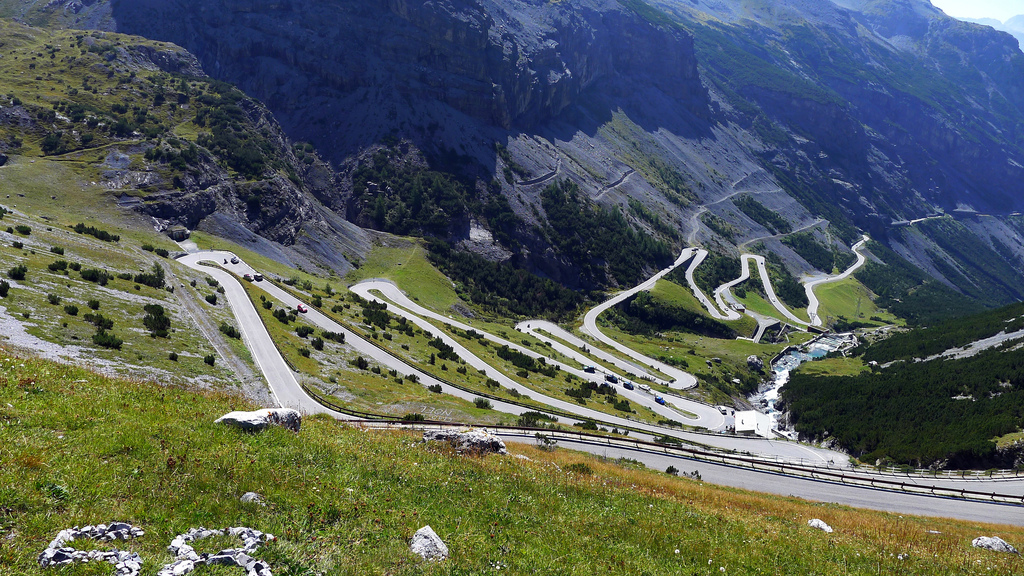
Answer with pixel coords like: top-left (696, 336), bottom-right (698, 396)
top-left (97, 0), bottom-right (706, 159)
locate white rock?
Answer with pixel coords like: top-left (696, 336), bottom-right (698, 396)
top-left (410, 525), bottom-right (449, 561)
top-left (972, 536), bottom-right (1019, 554)
top-left (215, 409), bottom-right (301, 432)
top-left (423, 428), bottom-right (507, 455)
top-left (240, 492), bottom-right (265, 505)
top-left (808, 519), bottom-right (833, 533)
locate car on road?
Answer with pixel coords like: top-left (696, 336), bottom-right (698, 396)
top-left (230, 256), bottom-right (239, 264)
top-left (622, 381), bottom-right (634, 390)
top-left (243, 273), bottom-right (253, 281)
top-left (639, 383), bottom-right (651, 392)
top-left (655, 396), bottom-right (666, 405)
top-left (253, 273), bottom-right (263, 282)
top-left (583, 365), bottom-right (596, 373)
top-left (297, 304), bottom-right (308, 313)
top-left (605, 374), bottom-right (619, 384)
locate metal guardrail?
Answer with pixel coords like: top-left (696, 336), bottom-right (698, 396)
top-left (345, 420), bottom-right (1024, 506)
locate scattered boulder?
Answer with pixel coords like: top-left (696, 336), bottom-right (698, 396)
top-left (215, 408), bottom-right (301, 432)
top-left (747, 355), bottom-right (764, 371)
top-left (972, 536), bottom-right (1019, 554)
top-left (808, 519), bottom-right (834, 533)
top-left (240, 492), bottom-right (265, 506)
top-left (423, 428), bottom-right (507, 455)
top-left (410, 525), bottom-right (449, 561)
top-left (0, 153), bottom-right (8, 167)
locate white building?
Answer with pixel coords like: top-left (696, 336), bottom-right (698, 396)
top-left (735, 410), bottom-right (772, 438)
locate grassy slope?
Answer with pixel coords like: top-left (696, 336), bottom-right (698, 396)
top-left (814, 278), bottom-right (901, 327)
top-left (0, 207), bottom-right (243, 387)
top-left (652, 279), bottom-right (760, 337)
top-left (3, 350), bottom-right (1023, 575)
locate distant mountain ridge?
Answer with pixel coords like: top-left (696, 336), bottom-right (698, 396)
top-left (959, 14), bottom-right (1024, 51)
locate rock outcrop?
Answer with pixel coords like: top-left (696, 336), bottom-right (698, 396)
top-left (216, 408), bottom-right (302, 432)
top-left (423, 428), bottom-right (508, 455)
top-left (972, 536), bottom-right (1019, 554)
top-left (410, 525), bottom-right (449, 561)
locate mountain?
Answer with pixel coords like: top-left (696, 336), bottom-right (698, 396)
top-left (960, 14), bottom-right (1024, 50)
top-left (4, 0), bottom-right (1024, 308)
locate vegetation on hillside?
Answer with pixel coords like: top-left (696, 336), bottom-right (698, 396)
top-left (541, 180), bottom-right (673, 287)
top-left (782, 344), bottom-right (1024, 469)
top-left (610, 291), bottom-right (737, 339)
top-left (856, 302), bottom-right (1024, 364)
top-left (782, 232), bottom-right (855, 273)
top-left (734, 195), bottom-right (792, 235)
top-left (855, 241), bottom-right (984, 325)
top-left (0, 24), bottom-right (292, 187)
top-left (426, 240), bottom-right (585, 320)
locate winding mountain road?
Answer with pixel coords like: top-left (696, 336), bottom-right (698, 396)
top-left (580, 248), bottom-right (699, 389)
top-left (174, 249), bottom-right (1024, 523)
top-left (803, 236), bottom-right (869, 327)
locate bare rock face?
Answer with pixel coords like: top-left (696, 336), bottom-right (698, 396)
top-left (423, 428), bottom-right (508, 455)
top-left (216, 408), bottom-right (302, 432)
top-left (410, 525), bottom-right (449, 561)
top-left (746, 355), bottom-right (764, 371)
top-left (972, 536), bottom-right (1019, 554)
top-left (105, 0), bottom-right (708, 159)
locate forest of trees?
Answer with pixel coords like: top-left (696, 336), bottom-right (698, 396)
top-left (781, 345), bottom-right (1024, 469)
top-left (541, 180), bottom-right (673, 287)
top-left (610, 291), bottom-right (736, 339)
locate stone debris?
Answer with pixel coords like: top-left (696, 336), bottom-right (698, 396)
top-left (807, 519), bottom-right (834, 533)
top-left (38, 523), bottom-right (145, 576)
top-left (160, 527), bottom-right (275, 576)
top-left (746, 355), bottom-right (764, 371)
top-left (423, 428), bottom-right (508, 455)
top-left (216, 408), bottom-right (301, 432)
top-left (240, 492), bottom-right (266, 505)
top-left (410, 525), bottom-right (449, 561)
top-left (972, 536), bottom-right (1019, 554)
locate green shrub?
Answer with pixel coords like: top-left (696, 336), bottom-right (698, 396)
top-left (50, 246), bottom-right (64, 255)
top-left (203, 355), bottom-right (216, 366)
top-left (7, 265), bottom-right (27, 280)
top-left (63, 304), bottom-right (78, 316)
top-left (155, 248), bottom-right (169, 258)
top-left (80, 268), bottom-right (110, 286)
top-left (143, 304), bottom-right (171, 338)
top-left (296, 325), bottom-right (314, 338)
top-left (11, 241), bottom-right (23, 249)
top-left (92, 329), bottom-right (123, 350)
top-left (311, 337), bottom-right (324, 351)
top-left (68, 262), bottom-right (81, 271)
top-left (298, 347), bottom-right (311, 358)
top-left (73, 223), bottom-right (119, 242)
top-left (14, 225), bottom-right (31, 235)
top-left (205, 294), bottom-right (217, 305)
top-left (0, 280), bottom-right (9, 298)
top-left (219, 323), bottom-right (241, 339)
top-left (168, 352), bottom-right (178, 361)
top-left (474, 397), bottom-right (492, 410)
top-left (427, 384), bottom-right (443, 394)
top-left (47, 260), bottom-right (68, 272)
top-left (46, 293), bottom-right (61, 305)
top-left (87, 299), bottom-right (100, 310)
top-left (141, 244), bottom-right (155, 252)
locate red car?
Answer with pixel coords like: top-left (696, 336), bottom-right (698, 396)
top-left (243, 273), bottom-right (253, 281)
top-left (297, 304), bottom-right (308, 313)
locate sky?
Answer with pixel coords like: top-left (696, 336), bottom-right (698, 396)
top-left (929, 0), bottom-right (1023, 22)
